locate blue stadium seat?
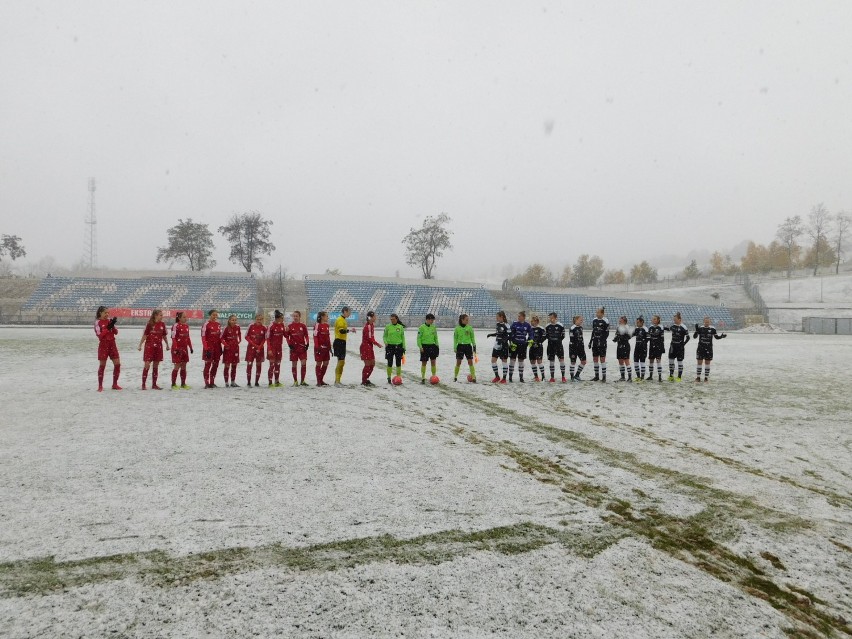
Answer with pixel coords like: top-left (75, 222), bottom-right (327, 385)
top-left (305, 280), bottom-right (500, 319)
top-left (22, 276), bottom-right (258, 313)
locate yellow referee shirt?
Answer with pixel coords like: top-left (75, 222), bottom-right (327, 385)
top-left (334, 316), bottom-right (349, 341)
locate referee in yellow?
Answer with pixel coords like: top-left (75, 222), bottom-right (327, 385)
top-left (333, 306), bottom-right (356, 386)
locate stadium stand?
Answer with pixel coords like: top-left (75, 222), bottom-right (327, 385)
top-left (22, 276), bottom-right (258, 313)
top-left (305, 278), bottom-right (500, 321)
top-left (518, 290), bottom-right (737, 329)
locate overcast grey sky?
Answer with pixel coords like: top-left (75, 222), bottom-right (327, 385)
top-left (1, 1), bottom-right (851, 279)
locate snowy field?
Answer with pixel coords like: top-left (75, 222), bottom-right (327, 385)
top-left (1, 327), bottom-right (851, 638)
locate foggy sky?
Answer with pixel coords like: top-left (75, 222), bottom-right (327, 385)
top-left (2, 1), bottom-right (851, 280)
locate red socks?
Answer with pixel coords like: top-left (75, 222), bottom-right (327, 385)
top-left (142, 368), bottom-right (149, 387)
top-left (152, 365), bottom-right (158, 387)
top-left (301, 362), bottom-right (307, 382)
top-left (97, 363), bottom-right (106, 388)
top-left (292, 363), bottom-right (298, 382)
top-left (204, 361), bottom-right (212, 385)
top-left (172, 369), bottom-right (178, 386)
top-left (112, 364), bottom-right (120, 386)
top-left (180, 368), bottom-right (186, 385)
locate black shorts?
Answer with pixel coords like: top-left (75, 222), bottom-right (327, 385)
top-left (668, 344), bottom-right (685, 361)
top-left (696, 346), bottom-right (713, 361)
top-left (591, 342), bottom-right (607, 357)
top-left (456, 344), bottom-right (474, 360)
top-left (386, 344), bottom-right (404, 365)
top-left (528, 345), bottom-right (544, 361)
top-left (492, 344), bottom-right (509, 359)
top-left (420, 344), bottom-right (439, 362)
top-left (333, 338), bottom-right (347, 359)
top-left (509, 342), bottom-right (528, 360)
top-left (649, 344), bottom-right (665, 359)
top-left (569, 343), bottom-right (586, 361)
top-left (633, 346), bottom-right (648, 362)
top-left (546, 342), bottom-right (564, 360)
top-left (616, 343), bottom-right (631, 360)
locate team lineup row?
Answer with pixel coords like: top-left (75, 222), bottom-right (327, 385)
top-left (91, 305), bottom-right (727, 392)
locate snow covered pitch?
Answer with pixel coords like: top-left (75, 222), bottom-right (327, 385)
top-left (1, 327), bottom-right (850, 638)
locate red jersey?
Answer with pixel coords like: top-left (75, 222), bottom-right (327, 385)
top-left (245, 323), bottom-right (266, 349)
top-left (267, 322), bottom-right (287, 350)
top-left (221, 324), bottom-right (242, 351)
top-left (313, 322), bottom-right (331, 353)
top-left (143, 321), bottom-right (168, 347)
top-left (361, 323), bottom-right (381, 348)
top-left (286, 322), bottom-right (310, 350)
top-left (94, 318), bottom-right (118, 342)
top-left (170, 322), bottom-right (193, 350)
top-left (201, 320), bottom-right (222, 351)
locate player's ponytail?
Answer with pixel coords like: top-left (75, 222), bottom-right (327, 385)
top-left (390, 313), bottom-right (405, 328)
top-left (274, 309), bottom-right (283, 320)
top-left (175, 311), bottom-right (184, 324)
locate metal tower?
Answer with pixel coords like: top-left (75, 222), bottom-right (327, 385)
top-left (84, 177), bottom-right (97, 268)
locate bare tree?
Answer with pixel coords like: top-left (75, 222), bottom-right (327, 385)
top-left (833, 212), bottom-right (850, 274)
top-left (156, 219), bottom-right (216, 271)
top-left (403, 213), bottom-right (453, 279)
top-left (0, 234), bottom-right (26, 262)
top-left (807, 204), bottom-right (832, 276)
top-left (775, 215), bottom-right (803, 279)
top-left (219, 211), bottom-right (276, 273)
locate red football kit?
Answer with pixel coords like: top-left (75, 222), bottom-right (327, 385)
top-left (266, 322), bottom-right (287, 361)
top-left (313, 323), bottom-right (332, 362)
top-left (286, 322), bottom-right (310, 362)
top-left (360, 323), bottom-right (382, 361)
top-left (312, 322), bottom-right (332, 385)
top-left (201, 319), bottom-right (222, 386)
top-left (95, 318), bottom-right (120, 361)
top-left (245, 323), bottom-right (267, 363)
top-left (170, 322), bottom-right (193, 364)
top-left (142, 321), bottom-right (167, 363)
top-left (266, 322), bottom-right (287, 384)
top-left (94, 318), bottom-right (121, 390)
top-left (221, 325), bottom-right (243, 364)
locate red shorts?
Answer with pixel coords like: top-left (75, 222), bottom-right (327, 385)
top-left (267, 347), bottom-right (283, 361)
top-left (203, 347), bottom-right (222, 362)
top-left (98, 341), bottom-right (119, 361)
top-left (360, 345), bottom-right (375, 361)
top-left (245, 345), bottom-right (265, 363)
top-left (143, 344), bottom-right (164, 363)
top-left (222, 347), bottom-right (240, 365)
top-left (289, 347), bottom-right (308, 362)
top-left (314, 349), bottom-right (330, 363)
top-left (171, 347), bottom-right (190, 364)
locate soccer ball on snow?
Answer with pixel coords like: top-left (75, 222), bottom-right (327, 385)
top-left (392, 376), bottom-right (403, 386)
top-left (429, 375), bottom-right (440, 385)
top-left (466, 374), bottom-right (476, 382)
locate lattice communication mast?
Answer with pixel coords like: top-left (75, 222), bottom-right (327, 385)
top-left (84, 177), bottom-right (97, 268)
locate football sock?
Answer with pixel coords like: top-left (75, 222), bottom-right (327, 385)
top-left (335, 360), bottom-right (344, 383)
top-left (454, 364), bottom-right (461, 379)
top-left (677, 363), bottom-right (683, 378)
top-left (549, 363), bottom-right (555, 378)
top-left (152, 365), bottom-right (158, 386)
top-left (669, 359), bottom-right (675, 376)
top-left (575, 364), bottom-right (584, 377)
top-left (559, 363), bottom-right (566, 377)
top-left (142, 368), bottom-right (149, 387)
top-left (172, 369), bottom-right (178, 386)
top-left (97, 363), bottom-right (106, 387)
top-left (301, 362), bottom-right (306, 382)
top-left (704, 364), bottom-right (710, 379)
top-left (492, 363), bottom-right (499, 377)
top-left (469, 363), bottom-right (476, 378)
top-left (180, 368), bottom-right (187, 385)
top-left (421, 364), bottom-right (427, 379)
top-left (112, 364), bottom-right (121, 385)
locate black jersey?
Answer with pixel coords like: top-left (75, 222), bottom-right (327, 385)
top-left (633, 327), bottom-right (649, 348)
top-left (569, 324), bottom-right (584, 347)
top-left (590, 317), bottom-right (610, 346)
top-left (530, 325), bottom-right (546, 347)
top-left (487, 322), bottom-right (510, 348)
top-left (668, 324), bottom-right (690, 346)
top-left (693, 325), bottom-right (726, 349)
top-left (612, 328), bottom-right (633, 348)
top-left (544, 322), bottom-right (565, 344)
top-left (648, 325), bottom-right (666, 351)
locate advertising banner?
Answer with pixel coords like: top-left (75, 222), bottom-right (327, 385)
top-left (108, 308), bottom-right (204, 320)
top-left (309, 311), bottom-right (360, 323)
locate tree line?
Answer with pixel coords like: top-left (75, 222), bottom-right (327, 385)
top-left (506, 204), bottom-right (850, 288)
